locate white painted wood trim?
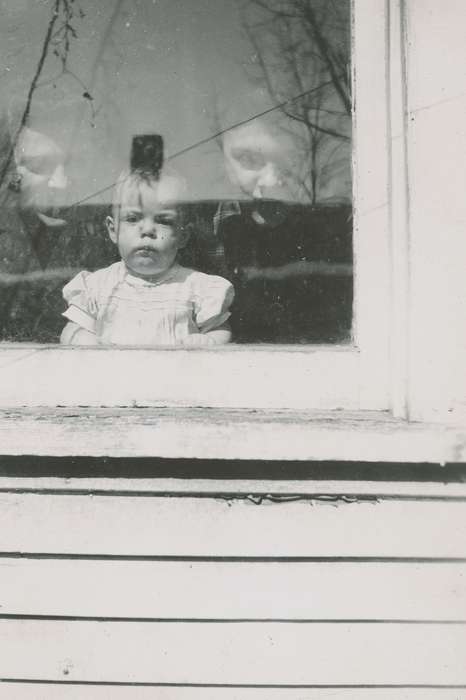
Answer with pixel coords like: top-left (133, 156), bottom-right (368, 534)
top-left (387, 0), bottom-right (410, 419)
top-left (351, 0), bottom-right (391, 409)
top-left (0, 345), bottom-right (367, 411)
top-left (403, 0), bottom-right (466, 422)
top-left (0, 408), bottom-right (464, 462)
top-left (1, 688), bottom-right (464, 699)
top-left (1, 477), bottom-right (466, 498)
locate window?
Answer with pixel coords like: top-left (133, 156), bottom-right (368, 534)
top-left (0, 0), bottom-right (397, 414)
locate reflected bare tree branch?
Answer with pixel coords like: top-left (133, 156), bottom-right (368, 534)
top-left (0, 0), bottom-right (61, 190)
top-left (0, 0), bottom-right (90, 190)
top-left (241, 0), bottom-right (352, 204)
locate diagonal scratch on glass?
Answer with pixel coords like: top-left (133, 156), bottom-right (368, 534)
top-left (64, 78), bottom-right (345, 210)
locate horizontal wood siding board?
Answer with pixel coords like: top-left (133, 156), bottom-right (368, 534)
top-left (2, 477), bottom-right (466, 499)
top-left (1, 494), bottom-right (465, 557)
top-left (0, 621), bottom-right (465, 685)
top-left (0, 408), bottom-right (465, 462)
top-left (0, 560), bottom-right (465, 621)
top-left (1, 685), bottom-right (466, 697)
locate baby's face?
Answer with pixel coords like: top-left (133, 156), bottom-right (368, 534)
top-left (108, 175), bottom-right (187, 279)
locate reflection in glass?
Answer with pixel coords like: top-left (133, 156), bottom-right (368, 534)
top-left (0, 0), bottom-right (352, 344)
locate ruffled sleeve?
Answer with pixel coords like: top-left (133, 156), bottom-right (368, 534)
top-left (62, 270), bottom-right (99, 334)
top-left (194, 274), bottom-right (235, 333)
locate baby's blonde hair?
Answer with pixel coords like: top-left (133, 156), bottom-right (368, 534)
top-left (111, 168), bottom-right (187, 218)
top-left (111, 168), bottom-right (190, 241)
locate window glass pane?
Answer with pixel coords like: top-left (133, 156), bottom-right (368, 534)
top-left (0, 0), bottom-right (352, 345)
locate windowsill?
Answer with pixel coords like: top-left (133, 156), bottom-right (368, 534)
top-left (0, 342), bottom-right (354, 352)
top-left (0, 406), bottom-right (464, 464)
top-left (0, 343), bottom-right (385, 411)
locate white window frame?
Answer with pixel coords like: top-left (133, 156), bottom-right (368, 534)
top-left (0, 0), bottom-right (406, 416)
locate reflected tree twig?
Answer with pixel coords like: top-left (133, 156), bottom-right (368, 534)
top-left (241, 0), bottom-right (352, 204)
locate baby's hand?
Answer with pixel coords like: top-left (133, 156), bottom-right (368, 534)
top-left (182, 333), bottom-right (215, 347)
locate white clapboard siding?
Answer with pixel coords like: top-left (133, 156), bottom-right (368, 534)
top-left (1, 560), bottom-right (465, 621)
top-left (2, 476), bottom-right (466, 498)
top-left (1, 621), bottom-right (465, 685)
top-left (1, 494), bottom-right (466, 558)
top-left (1, 688), bottom-right (465, 700)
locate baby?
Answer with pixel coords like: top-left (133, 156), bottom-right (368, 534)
top-left (60, 168), bottom-right (234, 345)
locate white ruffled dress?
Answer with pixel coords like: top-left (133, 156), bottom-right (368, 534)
top-left (62, 262), bottom-right (234, 345)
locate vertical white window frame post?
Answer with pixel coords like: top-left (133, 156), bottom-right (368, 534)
top-left (352, 0), bottom-right (392, 411)
top-left (387, 0), bottom-right (410, 419)
top-left (403, 0), bottom-right (466, 423)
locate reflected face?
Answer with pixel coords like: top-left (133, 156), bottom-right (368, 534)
top-left (222, 122), bottom-right (289, 200)
top-left (107, 175), bottom-right (188, 279)
top-left (14, 127), bottom-right (68, 226)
